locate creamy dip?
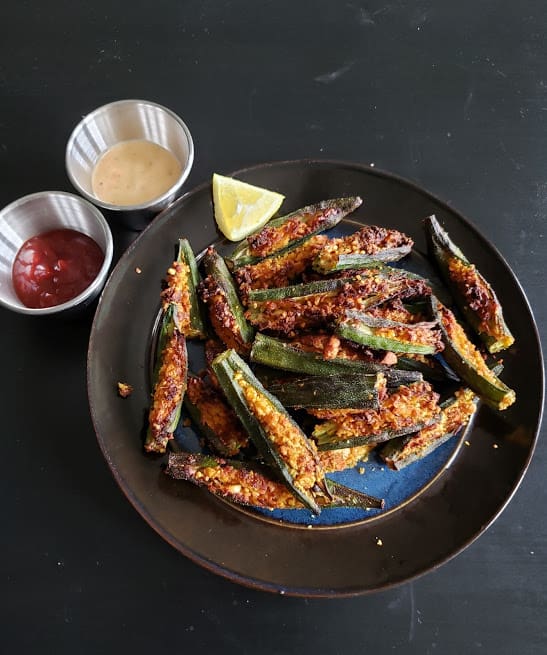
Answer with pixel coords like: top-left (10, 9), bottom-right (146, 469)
top-left (92, 139), bottom-right (182, 206)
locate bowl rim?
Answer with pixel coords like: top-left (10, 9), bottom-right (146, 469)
top-left (65, 98), bottom-right (195, 212)
top-left (0, 190), bottom-right (114, 315)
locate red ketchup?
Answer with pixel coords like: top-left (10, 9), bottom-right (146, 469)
top-left (12, 229), bottom-right (104, 309)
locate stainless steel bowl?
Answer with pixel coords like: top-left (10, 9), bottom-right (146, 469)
top-left (65, 99), bottom-right (194, 230)
top-left (0, 191), bottom-right (113, 316)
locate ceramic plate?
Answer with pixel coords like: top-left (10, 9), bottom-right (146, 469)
top-left (87, 160), bottom-right (543, 596)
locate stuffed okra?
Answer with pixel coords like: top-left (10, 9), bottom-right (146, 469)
top-left (227, 196), bottom-right (363, 268)
top-left (311, 380), bottom-right (441, 450)
top-left (425, 215), bottom-right (514, 353)
top-left (199, 247), bottom-right (255, 355)
top-left (166, 452), bottom-right (384, 510)
top-left (184, 375), bottom-right (249, 457)
top-left (313, 224), bottom-right (413, 274)
top-left (161, 238), bottom-right (207, 339)
top-left (335, 309), bottom-right (443, 355)
top-left (246, 269), bottom-right (431, 334)
top-left (431, 296), bottom-right (515, 410)
top-left (380, 388), bottom-right (478, 470)
top-left (211, 349), bottom-right (328, 513)
top-left (145, 305), bottom-right (188, 453)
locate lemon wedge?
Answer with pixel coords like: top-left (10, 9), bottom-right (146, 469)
top-left (212, 173), bottom-right (285, 241)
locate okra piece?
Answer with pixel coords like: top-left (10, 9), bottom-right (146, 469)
top-left (199, 247), bottom-right (255, 354)
top-left (430, 296), bottom-right (516, 410)
top-left (313, 225), bottom-right (413, 274)
top-left (184, 375), bottom-right (249, 457)
top-left (250, 333), bottom-right (423, 387)
top-left (161, 239), bottom-right (207, 339)
top-left (312, 380), bottom-right (441, 450)
top-left (234, 235), bottom-right (328, 299)
top-left (212, 349), bottom-right (328, 513)
top-left (380, 387), bottom-right (478, 470)
top-left (335, 309), bottom-right (443, 355)
top-left (425, 215), bottom-right (514, 353)
top-left (246, 270), bottom-right (431, 334)
top-left (257, 371), bottom-right (382, 409)
top-left (227, 196), bottom-right (363, 268)
top-left (165, 452), bottom-right (383, 510)
top-left (145, 305), bottom-right (188, 453)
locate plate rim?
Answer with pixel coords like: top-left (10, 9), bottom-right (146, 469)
top-left (87, 158), bottom-right (545, 597)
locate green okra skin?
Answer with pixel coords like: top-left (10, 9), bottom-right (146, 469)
top-left (313, 416), bottom-right (440, 451)
top-left (335, 310), bottom-right (439, 355)
top-left (226, 196), bottom-right (363, 268)
top-left (313, 248), bottom-right (411, 274)
top-left (430, 295), bottom-right (515, 410)
top-left (177, 238), bottom-right (208, 339)
top-left (257, 371), bottom-right (381, 409)
top-left (202, 247), bottom-right (255, 345)
top-left (424, 214), bottom-right (514, 353)
top-left (250, 333), bottom-right (423, 387)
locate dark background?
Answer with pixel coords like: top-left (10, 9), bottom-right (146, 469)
top-left (1, 1), bottom-right (545, 653)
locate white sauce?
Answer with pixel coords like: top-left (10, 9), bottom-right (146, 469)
top-left (92, 139), bottom-right (182, 206)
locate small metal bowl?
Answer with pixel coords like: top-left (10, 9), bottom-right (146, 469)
top-left (65, 99), bottom-right (194, 230)
top-left (0, 191), bottom-right (113, 316)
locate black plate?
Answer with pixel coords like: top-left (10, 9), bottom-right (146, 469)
top-left (87, 160), bottom-right (544, 596)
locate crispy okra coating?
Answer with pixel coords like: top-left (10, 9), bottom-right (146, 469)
top-left (186, 376), bottom-right (249, 456)
top-left (342, 313), bottom-right (444, 353)
top-left (160, 260), bottom-right (193, 335)
top-left (245, 273), bottom-right (430, 335)
top-left (367, 298), bottom-right (427, 324)
top-left (447, 257), bottom-right (514, 350)
top-left (199, 276), bottom-right (251, 355)
top-left (166, 453), bottom-right (304, 509)
top-left (235, 235), bottom-right (328, 299)
top-left (382, 388), bottom-right (477, 470)
top-left (145, 330), bottom-right (187, 453)
top-left (315, 225), bottom-right (413, 272)
top-left (234, 371), bottom-right (325, 498)
top-left (312, 380), bottom-right (440, 446)
top-left (318, 444), bottom-right (375, 473)
top-left (438, 304), bottom-right (500, 387)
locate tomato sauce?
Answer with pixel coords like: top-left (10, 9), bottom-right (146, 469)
top-left (12, 229), bottom-right (104, 309)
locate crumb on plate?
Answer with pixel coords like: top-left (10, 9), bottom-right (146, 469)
top-left (117, 381), bottom-right (133, 398)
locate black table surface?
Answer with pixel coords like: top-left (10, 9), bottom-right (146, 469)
top-left (2, 1), bottom-right (546, 653)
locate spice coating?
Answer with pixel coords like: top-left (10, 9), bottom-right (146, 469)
top-left (246, 273), bottom-right (431, 334)
top-left (235, 235), bottom-right (328, 300)
top-left (447, 256), bottom-right (514, 351)
top-left (381, 388), bottom-right (477, 470)
top-left (199, 276), bottom-right (250, 354)
top-left (145, 329), bottom-right (187, 453)
top-left (234, 371), bottom-right (325, 498)
top-left (314, 225), bottom-right (413, 273)
top-left (312, 380), bottom-right (440, 447)
top-left (186, 376), bottom-right (249, 456)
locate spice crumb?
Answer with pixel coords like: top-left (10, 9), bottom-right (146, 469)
top-left (376, 538), bottom-right (383, 546)
top-left (135, 267), bottom-right (142, 274)
top-left (493, 443), bottom-right (499, 449)
top-left (117, 381), bottom-right (133, 398)
top-left (358, 467), bottom-right (365, 475)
